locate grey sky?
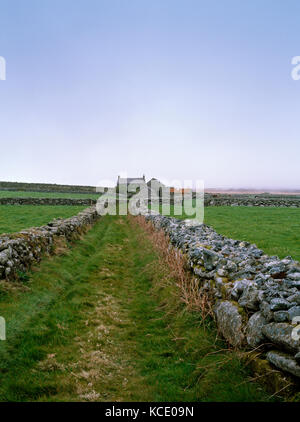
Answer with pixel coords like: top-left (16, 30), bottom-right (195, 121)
top-left (0, 0), bottom-right (299, 189)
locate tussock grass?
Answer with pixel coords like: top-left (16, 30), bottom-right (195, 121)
top-left (134, 215), bottom-right (214, 320)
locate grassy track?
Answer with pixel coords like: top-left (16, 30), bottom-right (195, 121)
top-left (0, 191), bottom-right (100, 199)
top-left (0, 205), bottom-right (86, 234)
top-left (164, 204), bottom-right (300, 261)
top-left (0, 216), bottom-right (271, 401)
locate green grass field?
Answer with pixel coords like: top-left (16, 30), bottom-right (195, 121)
top-left (0, 216), bottom-right (271, 401)
top-left (164, 204), bottom-right (300, 262)
top-left (0, 205), bottom-right (86, 234)
top-left (0, 190), bottom-right (100, 199)
top-left (204, 206), bottom-right (300, 261)
top-left (3, 201), bottom-right (298, 262)
top-left (0, 203), bottom-right (295, 400)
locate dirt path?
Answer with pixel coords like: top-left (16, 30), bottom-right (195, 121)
top-left (0, 216), bottom-right (270, 401)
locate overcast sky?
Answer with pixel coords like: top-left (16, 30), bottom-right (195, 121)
top-left (0, 0), bottom-right (299, 189)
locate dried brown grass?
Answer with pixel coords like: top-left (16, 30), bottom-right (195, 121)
top-left (132, 216), bottom-right (297, 400)
top-left (132, 215), bottom-right (214, 323)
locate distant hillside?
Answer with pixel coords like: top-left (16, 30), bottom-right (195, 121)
top-left (0, 181), bottom-right (97, 194)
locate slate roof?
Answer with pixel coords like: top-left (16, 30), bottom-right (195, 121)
top-left (117, 177), bottom-right (145, 184)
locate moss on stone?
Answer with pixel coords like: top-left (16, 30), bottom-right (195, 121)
top-left (246, 355), bottom-right (294, 397)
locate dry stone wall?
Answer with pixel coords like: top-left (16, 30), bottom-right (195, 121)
top-left (145, 213), bottom-right (300, 380)
top-left (203, 195), bottom-right (300, 207)
top-left (0, 206), bottom-right (99, 281)
top-left (1, 194), bottom-right (300, 208)
top-left (0, 198), bottom-right (97, 206)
